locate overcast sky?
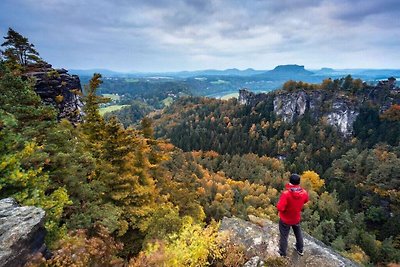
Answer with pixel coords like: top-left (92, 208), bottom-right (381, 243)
top-left (1, 0), bottom-right (399, 72)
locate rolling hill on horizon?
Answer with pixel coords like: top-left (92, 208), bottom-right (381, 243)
top-left (70, 64), bottom-right (400, 80)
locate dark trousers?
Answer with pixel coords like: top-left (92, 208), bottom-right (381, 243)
top-left (278, 219), bottom-right (303, 256)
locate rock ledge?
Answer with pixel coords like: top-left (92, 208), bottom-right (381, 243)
top-left (219, 216), bottom-right (360, 267)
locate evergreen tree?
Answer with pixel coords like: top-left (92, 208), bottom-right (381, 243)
top-left (1, 28), bottom-right (41, 68)
top-left (0, 71), bottom-right (56, 141)
top-left (0, 68), bottom-right (70, 246)
top-left (81, 73), bottom-right (108, 153)
top-left (141, 117), bottom-right (154, 139)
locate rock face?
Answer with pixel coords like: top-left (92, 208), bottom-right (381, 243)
top-left (273, 91), bottom-right (309, 123)
top-left (272, 90), bottom-right (360, 136)
top-left (239, 78), bottom-right (400, 136)
top-left (0, 198), bottom-right (46, 267)
top-left (24, 63), bottom-right (84, 123)
top-left (238, 89), bottom-right (270, 106)
top-left (219, 216), bottom-right (360, 267)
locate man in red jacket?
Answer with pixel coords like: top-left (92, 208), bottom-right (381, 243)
top-left (277, 173), bottom-right (309, 257)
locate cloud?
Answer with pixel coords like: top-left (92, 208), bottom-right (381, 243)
top-left (0, 0), bottom-right (399, 71)
top-left (332, 0), bottom-right (400, 24)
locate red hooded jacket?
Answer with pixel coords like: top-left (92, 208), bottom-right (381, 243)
top-left (277, 183), bottom-right (309, 225)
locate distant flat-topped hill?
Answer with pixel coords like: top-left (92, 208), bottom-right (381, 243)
top-left (270, 64), bottom-right (313, 74)
top-left (256, 64), bottom-right (314, 80)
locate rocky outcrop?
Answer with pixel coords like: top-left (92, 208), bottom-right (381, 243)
top-left (0, 198), bottom-right (46, 267)
top-left (239, 78), bottom-right (400, 136)
top-left (219, 215), bottom-right (359, 267)
top-left (238, 89), bottom-right (270, 106)
top-left (326, 100), bottom-right (359, 136)
top-left (272, 90), bottom-right (360, 136)
top-left (273, 91), bottom-right (309, 122)
top-left (24, 63), bottom-right (84, 123)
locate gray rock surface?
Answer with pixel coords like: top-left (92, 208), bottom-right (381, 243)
top-left (24, 63), bottom-right (84, 123)
top-left (273, 91), bottom-right (308, 123)
top-left (219, 215), bottom-right (360, 267)
top-left (0, 198), bottom-right (46, 267)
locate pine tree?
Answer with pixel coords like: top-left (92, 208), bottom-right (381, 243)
top-left (0, 71), bottom-right (56, 141)
top-left (1, 28), bottom-right (41, 68)
top-left (81, 73), bottom-right (108, 152)
top-left (141, 117), bottom-right (154, 139)
top-left (101, 118), bottom-right (158, 234)
top-left (0, 69), bottom-right (70, 247)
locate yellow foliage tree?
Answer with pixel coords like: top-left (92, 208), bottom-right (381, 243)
top-left (343, 245), bottom-right (370, 265)
top-left (301, 170), bottom-right (325, 192)
top-left (130, 217), bottom-right (224, 267)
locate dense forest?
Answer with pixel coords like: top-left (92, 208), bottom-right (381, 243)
top-left (151, 79), bottom-right (400, 264)
top-left (1, 28), bottom-right (400, 266)
top-left (88, 75), bottom-right (283, 127)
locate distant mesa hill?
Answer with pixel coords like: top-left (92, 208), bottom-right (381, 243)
top-left (24, 63), bottom-right (84, 123)
top-left (256, 65), bottom-right (315, 80)
top-left (239, 78), bottom-right (400, 136)
top-left (173, 65), bottom-right (314, 79)
top-left (269, 64), bottom-right (313, 75)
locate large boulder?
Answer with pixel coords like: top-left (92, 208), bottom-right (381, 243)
top-left (219, 216), bottom-right (359, 267)
top-left (0, 198), bottom-right (46, 267)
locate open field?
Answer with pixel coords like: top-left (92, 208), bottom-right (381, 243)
top-left (210, 79), bottom-right (229, 85)
top-left (220, 92), bottom-right (239, 100)
top-left (102, 93), bottom-right (121, 101)
top-left (99, 105), bottom-right (129, 115)
top-left (125, 78), bottom-right (140, 83)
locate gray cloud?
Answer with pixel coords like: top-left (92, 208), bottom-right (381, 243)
top-left (0, 0), bottom-right (399, 71)
top-left (332, 0), bottom-right (400, 24)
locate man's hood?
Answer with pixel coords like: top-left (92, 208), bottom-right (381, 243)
top-left (285, 183), bottom-right (305, 199)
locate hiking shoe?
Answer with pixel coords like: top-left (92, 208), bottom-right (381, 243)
top-left (293, 244), bottom-right (304, 256)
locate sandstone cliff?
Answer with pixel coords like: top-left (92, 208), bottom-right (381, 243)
top-left (0, 198), bottom-right (46, 267)
top-left (24, 63), bottom-right (84, 123)
top-left (219, 215), bottom-right (360, 267)
top-left (239, 79), bottom-right (400, 136)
